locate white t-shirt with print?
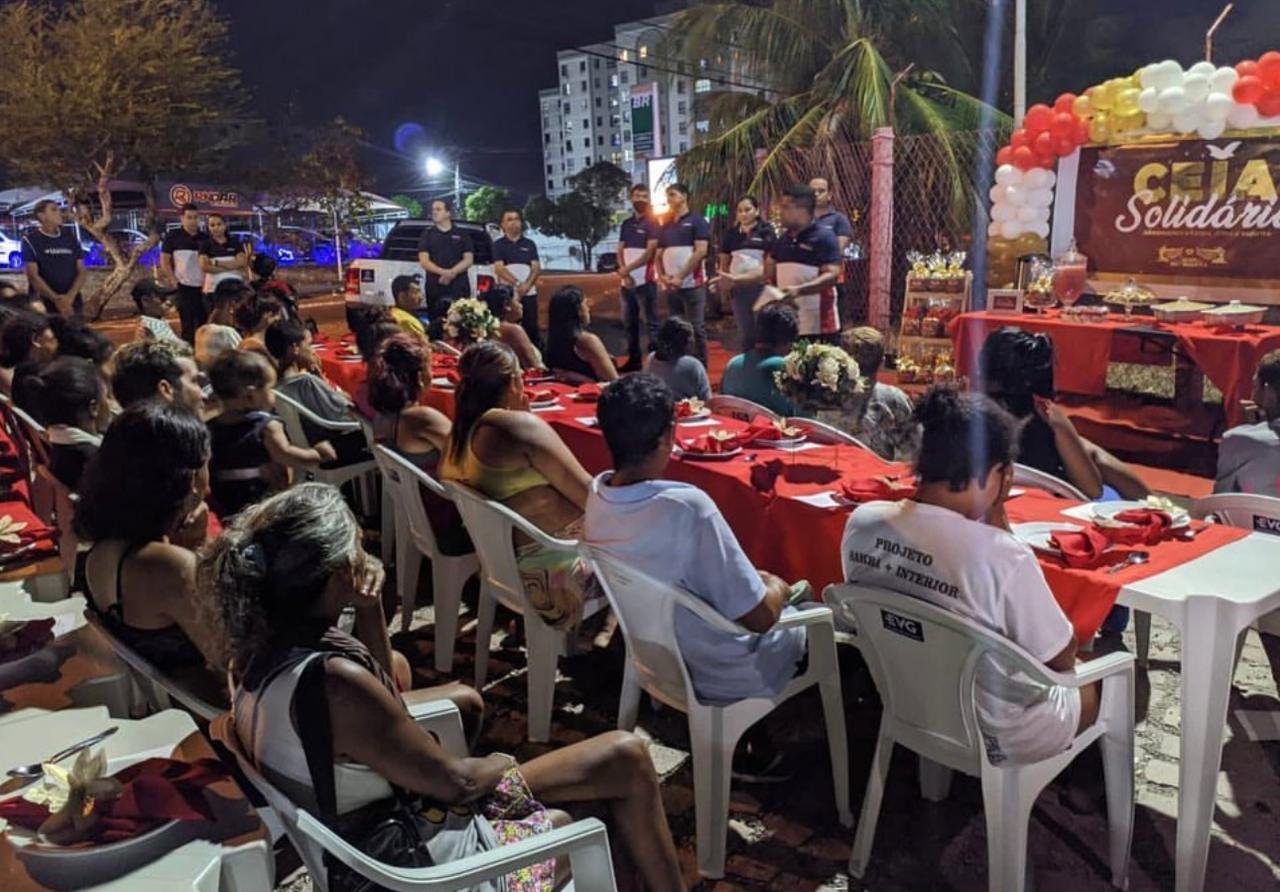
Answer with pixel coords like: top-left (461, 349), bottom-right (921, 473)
top-left (839, 500), bottom-right (1079, 764)
top-left (583, 473), bottom-right (807, 705)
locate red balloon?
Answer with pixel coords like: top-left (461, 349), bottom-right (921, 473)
top-left (1053, 93), bottom-right (1077, 115)
top-left (1237, 60), bottom-right (1260, 79)
top-left (1010, 129), bottom-right (1031, 150)
top-left (1033, 130), bottom-right (1055, 157)
top-left (1025, 103), bottom-right (1053, 132)
top-left (995, 145), bottom-right (1014, 166)
top-left (1035, 152), bottom-right (1058, 170)
top-left (1257, 89), bottom-right (1280, 118)
top-left (1074, 119), bottom-right (1091, 145)
top-left (1012, 145), bottom-right (1036, 171)
top-left (1054, 136), bottom-right (1076, 157)
top-left (1234, 75), bottom-right (1266, 105)
top-left (1049, 112), bottom-right (1076, 139)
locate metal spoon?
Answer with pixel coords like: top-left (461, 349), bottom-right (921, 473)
top-left (1106, 551), bottom-right (1150, 575)
top-left (6, 726), bottom-right (119, 779)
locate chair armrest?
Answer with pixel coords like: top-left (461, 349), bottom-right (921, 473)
top-left (775, 604), bottom-right (834, 629)
top-left (1048, 650), bottom-right (1135, 688)
top-left (405, 697), bottom-right (468, 757)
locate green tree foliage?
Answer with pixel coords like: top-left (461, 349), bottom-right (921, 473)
top-left (0, 0), bottom-right (241, 317)
top-left (464, 186), bottom-right (512, 225)
top-left (524, 191), bottom-right (613, 269)
top-left (389, 194), bottom-right (423, 217)
top-left (566, 162), bottom-right (630, 215)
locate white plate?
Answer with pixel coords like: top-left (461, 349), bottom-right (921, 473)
top-left (750, 435), bottom-right (807, 449)
top-left (1010, 521), bottom-right (1113, 556)
top-left (528, 399), bottom-right (559, 410)
top-left (1091, 501), bottom-right (1190, 529)
top-left (675, 408), bottom-right (712, 423)
top-left (677, 446), bottom-right (743, 461)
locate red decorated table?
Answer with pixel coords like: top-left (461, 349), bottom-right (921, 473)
top-left (950, 309), bottom-right (1280, 426)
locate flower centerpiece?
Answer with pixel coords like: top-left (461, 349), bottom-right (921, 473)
top-left (443, 298), bottom-right (500, 345)
top-left (773, 341), bottom-right (865, 414)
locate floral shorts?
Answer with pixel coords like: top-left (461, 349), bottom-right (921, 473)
top-left (483, 763), bottom-right (556, 892)
top-left (516, 518), bottom-right (603, 632)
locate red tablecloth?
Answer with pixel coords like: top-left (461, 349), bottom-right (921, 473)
top-left (311, 334), bottom-right (367, 398)
top-left (0, 415), bottom-right (62, 565)
top-left (950, 310), bottom-right (1280, 426)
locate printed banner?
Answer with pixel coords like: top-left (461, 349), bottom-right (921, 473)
top-left (630, 83), bottom-right (659, 157)
top-left (1072, 136), bottom-right (1280, 284)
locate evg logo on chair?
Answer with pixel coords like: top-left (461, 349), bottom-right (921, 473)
top-left (880, 609), bottom-right (924, 642)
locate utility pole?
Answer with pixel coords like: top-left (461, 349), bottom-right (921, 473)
top-left (453, 160), bottom-right (462, 211)
top-left (1014, 0), bottom-right (1026, 126)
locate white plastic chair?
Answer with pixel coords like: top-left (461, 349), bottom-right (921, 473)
top-left (374, 446), bottom-right (479, 665)
top-left (6, 401), bottom-right (56, 524)
top-left (1012, 463), bottom-right (1089, 501)
top-left (707, 394), bottom-right (780, 423)
top-left (85, 610), bottom-right (224, 722)
top-left (443, 481), bottom-right (605, 743)
top-left (1190, 492), bottom-right (1280, 533)
top-left (354, 411), bottom-right (396, 559)
top-left (272, 389), bottom-right (378, 509)
top-left (210, 707), bottom-right (618, 892)
top-left (826, 584), bottom-right (1134, 891)
top-left (583, 546), bottom-right (852, 878)
top-left (34, 464), bottom-right (79, 587)
top-left (784, 415), bottom-right (871, 449)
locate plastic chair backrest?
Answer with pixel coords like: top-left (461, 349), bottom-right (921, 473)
top-left (374, 445), bottom-right (447, 556)
top-left (8, 403), bottom-right (51, 467)
top-left (583, 546), bottom-right (749, 710)
top-left (1012, 463), bottom-right (1088, 501)
top-left (1191, 492), bottom-right (1280, 537)
top-left (273, 389), bottom-right (360, 447)
top-left (784, 416), bottom-right (870, 449)
top-left (826, 583), bottom-right (1056, 771)
top-left (34, 465), bottom-right (78, 576)
top-left (442, 481), bottom-right (575, 610)
top-left (707, 394), bottom-right (780, 423)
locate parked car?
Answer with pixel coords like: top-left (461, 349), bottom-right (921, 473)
top-left (0, 229), bottom-right (22, 270)
top-left (344, 219), bottom-right (496, 310)
top-left (595, 251), bottom-right (619, 273)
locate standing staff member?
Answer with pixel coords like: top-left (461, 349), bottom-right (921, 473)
top-left (712, 195), bottom-right (774, 351)
top-left (161, 203), bottom-right (208, 343)
top-left (655, 183), bottom-right (710, 366)
top-left (810, 176), bottom-right (853, 325)
top-left (199, 212), bottom-right (250, 296)
top-left (22, 199), bottom-right (87, 316)
top-left (761, 183), bottom-right (842, 341)
top-left (416, 198), bottom-right (473, 319)
top-left (492, 207), bottom-right (542, 346)
top-left (617, 184), bottom-right (660, 371)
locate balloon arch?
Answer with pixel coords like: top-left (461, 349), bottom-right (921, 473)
top-left (986, 51), bottom-right (1280, 288)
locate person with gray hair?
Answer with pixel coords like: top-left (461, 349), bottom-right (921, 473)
top-left (203, 483), bottom-right (684, 890)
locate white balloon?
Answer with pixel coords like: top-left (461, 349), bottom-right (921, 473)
top-left (1137, 64), bottom-right (1160, 90)
top-left (1029, 221), bottom-right (1050, 239)
top-left (1197, 119), bottom-right (1227, 140)
top-left (1007, 185), bottom-right (1029, 206)
top-left (1016, 205), bottom-right (1039, 223)
top-left (1149, 59), bottom-right (1184, 91)
top-left (1138, 87), bottom-right (1160, 113)
top-left (1211, 66), bottom-right (1238, 94)
top-left (1226, 102), bottom-right (1261, 129)
top-left (991, 203), bottom-right (1015, 223)
top-left (1145, 110), bottom-right (1172, 131)
top-left (1188, 60), bottom-right (1217, 79)
top-left (1024, 167), bottom-right (1050, 189)
top-left (1182, 73), bottom-right (1210, 104)
top-left (1030, 188), bottom-right (1055, 209)
top-left (1001, 221), bottom-right (1024, 239)
top-left (1204, 92), bottom-right (1233, 121)
top-left (988, 222), bottom-right (1002, 239)
top-left (989, 184), bottom-right (1012, 204)
top-left (1158, 86), bottom-right (1190, 114)
top-left (994, 164), bottom-right (1019, 185)
top-left (1171, 109), bottom-right (1201, 134)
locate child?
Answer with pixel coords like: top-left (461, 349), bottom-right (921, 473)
top-left (132, 281), bottom-right (181, 343)
top-left (206, 350), bottom-right (336, 517)
top-left (644, 316), bottom-right (710, 401)
top-left (195, 280), bottom-right (246, 367)
top-left (233, 293), bottom-right (285, 361)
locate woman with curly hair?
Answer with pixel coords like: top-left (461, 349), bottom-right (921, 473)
top-left (368, 332), bottom-right (452, 466)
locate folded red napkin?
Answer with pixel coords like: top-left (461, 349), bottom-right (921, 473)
top-left (678, 432), bottom-right (744, 454)
top-left (433, 353), bottom-right (460, 369)
top-left (0, 616), bottom-right (55, 665)
top-left (675, 400), bottom-right (704, 419)
top-left (0, 758), bottom-right (229, 845)
top-left (1099, 509), bottom-right (1173, 546)
top-left (742, 422), bottom-right (800, 442)
top-left (522, 368), bottom-right (549, 383)
top-left (1049, 526), bottom-right (1113, 569)
top-left (575, 383), bottom-right (603, 402)
top-left (840, 476), bottom-right (917, 503)
top-left (525, 389), bottom-right (554, 403)
top-left (438, 369), bottom-right (461, 386)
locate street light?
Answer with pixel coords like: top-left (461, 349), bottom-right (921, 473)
top-left (424, 156), bottom-right (445, 178)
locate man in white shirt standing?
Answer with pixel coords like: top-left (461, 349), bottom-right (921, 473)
top-left (761, 184), bottom-right (843, 342)
top-left (1215, 350), bottom-right (1280, 499)
top-left (160, 203), bottom-right (208, 343)
top-left (655, 183), bottom-right (711, 365)
top-left (584, 373), bottom-right (808, 780)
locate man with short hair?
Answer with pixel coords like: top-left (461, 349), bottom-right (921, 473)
top-left (617, 184), bottom-right (660, 370)
top-left (492, 208), bottom-right (542, 346)
top-left (810, 177), bottom-right (853, 326)
top-left (656, 183), bottom-right (710, 365)
top-left (160, 203), bottom-right (208, 343)
top-left (131, 281), bottom-right (182, 344)
top-left (21, 199), bottom-right (86, 316)
top-left (762, 184), bottom-right (842, 340)
top-left (1216, 349), bottom-right (1280, 497)
top-left (416, 198), bottom-right (474, 317)
top-left (585, 373), bottom-right (808, 780)
top-left (389, 275), bottom-right (427, 339)
top-left (721, 304), bottom-right (801, 417)
top-left (111, 339), bottom-right (206, 414)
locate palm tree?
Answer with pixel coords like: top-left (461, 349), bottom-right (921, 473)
top-left (662, 0), bottom-right (1008, 209)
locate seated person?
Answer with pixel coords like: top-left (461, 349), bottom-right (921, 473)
top-left (206, 350), bottom-right (335, 517)
top-left (1216, 348), bottom-right (1280, 496)
top-left (840, 386), bottom-right (1097, 765)
top-left (111, 339), bottom-right (207, 414)
top-left (76, 401), bottom-right (222, 679)
top-left (19, 356), bottom-right (105, 490)
top-left (131, 281), bottom-right (181, 343)
top-left (977, 328), bottom-right (1148, 500)
top-left (233, 293), bottom-right (285, 360)
top-left (720, 304), bottom-right (800, 417)
top-left (584, 373), bottom-right (807, 779)
top-left (389, 274), bottom-right (428, 339)
top-left (195, 279), bottom-right (246, 367)
top-left (266, 318), bottom-right (368, 465)
top-left (352, 315), bottom-right (402, 420)
top-left (0, 281), bottom-right (46, 316)
top-left (482, 285), bottom-right (544, 371)
top-left (369, 333), bottom-right (452, 465)
top-left (251, 253), bottom-right (299, 319)
top-left (50, 318), bottom-right (118, 419)
top-left (839, 326), bottom-right (918, 461)
top-left (543, 287), bottom-right (617, 383)
top-left (440, 341), bottom-right (602, 632)
top-left (208, 484), bottom-right (684, 890)
top-left (644, 317), bottom-right (710, 402)
top-left (0, 311), bottom-right (58, 396)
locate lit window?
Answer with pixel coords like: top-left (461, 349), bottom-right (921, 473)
top-left (563, 83), bottom-right (570, 96)
top-left (624, 149), bottom-right (633, 162)
top-left (639, 45), bottom-right (648, 59)
top-left (620, 48), bottom-right (629, 62)
top-left (699, 58), bottom-right (708, 70)
top-left (695, 119), bottom-right (710, 134)
top-left (609, 74), bottom-right (619, 88)
top-left (695, 78), bottom-right (711, 93)
top-left (610, 98), bottom-right (618, 108)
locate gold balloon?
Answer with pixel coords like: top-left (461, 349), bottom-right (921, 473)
top-left (1072, 94), bottom-right (1093, 117)
top-left (1088, 113), bottom-right (1111, 142)
top-left (1114, 88), bottom-right (1141, 117)
top-left (1092, 82), bottom-right (1116, 111)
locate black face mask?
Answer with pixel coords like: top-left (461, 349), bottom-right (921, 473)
top-left (632, 200), bottom-right (649, 214)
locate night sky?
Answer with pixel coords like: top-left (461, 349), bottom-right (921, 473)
top-left (219, 0), bottom-right (657, 199)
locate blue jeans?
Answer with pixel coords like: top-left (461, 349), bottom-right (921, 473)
top-left (667, 286), bottom-right (708, 366)
top-left (623, 282), bottom-right (659, 363)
